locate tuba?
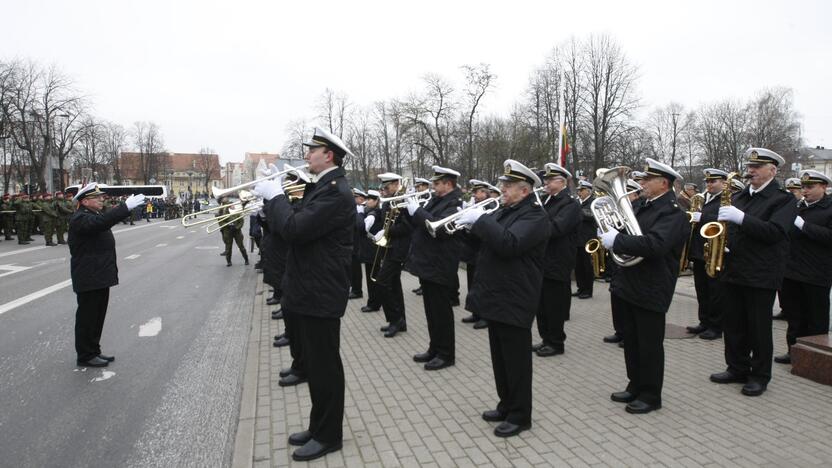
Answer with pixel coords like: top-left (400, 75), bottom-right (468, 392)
top-left (589, 167), bottom-right (644, 267)
top-left (700, 173), bottom-right (737, 278)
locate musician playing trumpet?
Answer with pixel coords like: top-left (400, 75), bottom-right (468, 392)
top-left (600, 158), bottom-right (689, 414)
top-left (457, 159), bottom-right (550, 438)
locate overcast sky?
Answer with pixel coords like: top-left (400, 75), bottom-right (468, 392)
top-left (2, 0), bottom-right (830, 164)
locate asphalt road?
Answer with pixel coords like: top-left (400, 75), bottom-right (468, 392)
top-left (0, 216), bottom-right (257, 468)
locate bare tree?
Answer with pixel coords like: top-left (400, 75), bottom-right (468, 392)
top-left (317, 89), bottom-right (350, 139)
top-left (131, 121), bottom-right (166, 184)
top-left (404, 74), bottom-right (456, 166)
top-left (647, 102), bottom-right (693, 167)
top-left (460, 63), bottom-right (495, 179)
top-left (555, 38), bottom-right (585, 176)
top-left (280, 118), bottom-right (308, 162)
top-left (72, 116), bottom-right (109, 182)
top-left (101, 122), bottom-right (127, 184)
top-left (196, 147), bottom-right (220, 195)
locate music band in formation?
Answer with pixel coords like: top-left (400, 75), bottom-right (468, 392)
top-left (55, 125), bottom-right (832, 462)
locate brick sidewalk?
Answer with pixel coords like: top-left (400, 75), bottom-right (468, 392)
top-left (240, 272), bottom-right (832, 467)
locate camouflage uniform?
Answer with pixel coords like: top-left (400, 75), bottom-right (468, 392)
top-left (55, 192), bottom-right (74, 244)
top-left (14, 195), bottom-right (34, 243)
top-left (218, 205), bottom-right (248, 266)
top-left (39, 193), bottom-right (59, 246)
top-left (1, 194), bottom-right (14, 240)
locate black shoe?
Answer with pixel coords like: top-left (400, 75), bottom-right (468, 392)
top-left (494, 421), bottom-right (530, 438)
top-left (710, 370), bottom-right (748, 384)
top-left (279, 374), bottom-right (307, 387)
top-left (77, 356), bottom-right (109, 367)
top-left (412, 287), bottom-right (422, 295)
top-left (219, 252), bottom-right (229, 256)
top-left (451, 298), bottom-right (460, 307)
top-left (774, 353), bottom-right (791, 364)
top-left (603, 333), bottom-right (622, 343)
top-left (274, 333), bottom-right (286, 340)
top-left (625, 400), bottom-right (661, 414)
top-left (291, 439), bottom-right (342, 462)
top-left (610, 391), bottom-right (637, 403)
top-left (578, 293), bottom-right (592, 299)
top-left (266, 296), bottom-right (281, 305)
top-left (413, 351), bottom-right (435, 363)
top-left (481, 409), bottom-right (507, 422)
top-left (46, 242), bottom-right (56, 246)
top-left (741, 380), bottom-right (767, 396)
top-left (288, 430), bottom-right (312, 446)
top-left (361, 305), bottom-right (380, 313)
top-left (462, 314), bottom-right (477, 323)
top-left (226, 261), bottom-right (232, 267)
top-left (380, 324), bottom-right (390, 332)
top-left (531, 342), bottom-right (545, 352)
top-left (384, 321), bottom-right (406, 338)
top-left (473, 319), bottom-right (488, 329)
top-left (348, 291), bottom-right (363, 299)
top-left (424, 357), bottom-right (454, 371)
top-left (571, 291), bottom-right (581, 297)
top-left (273, 336), bottom-right (290, 347)
top-left (98, 354), bottom-right (115, 362)
top-left (773, 311), bottom-right (787, 321)
top-left (279, 367), bottom-right (294, 378)
top-left (535, 345), bottom-right (564, 357)
top-left (244, 258), bottom-right (249, 265)
top-left (19, 241), bottom-right (30, 245)
top-left (686, 324), bottom-right (707, 334)
top-left (57, 240), bottom-right (66, 244)
top-left (699, 329), bottom-right (722, 340)
top-left (272, 310), bottom-right (283, 320)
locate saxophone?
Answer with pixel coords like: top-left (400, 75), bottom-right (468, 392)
top-left (585, 238), bottom-right (606, 278)
top-left (700, 173), bottom-right (737, 278)
top-left (679, 192), bottom-right (705, 274)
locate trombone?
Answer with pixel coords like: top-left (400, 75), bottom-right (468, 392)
top-left (200, 182), bottom-right (307, 233)
top-left (425, 197), bottom-right (500, 237)
top-left (181, 190), bottom-right (258, 227)
top-left (211, 163), bottom-right (310, 199)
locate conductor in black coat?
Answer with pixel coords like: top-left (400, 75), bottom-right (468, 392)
top-left (534, 163), bottom-right (581, 357)
top-left (775, 170), bottom-right (832, 364)
top-left (601, 159), bottom-right (689, 414)
top-left (69, 184), bottom-right (146, 367)
top-left (461, 159), bottom-right (550, 438)
top-left (685, 168), bottom-right (729, 340)
top-left (709, 148), bottom-right (797, 397)
top-left (405, 166), bottom-right (464, 370)
top-left (254, 127), bottom-right (355, 462)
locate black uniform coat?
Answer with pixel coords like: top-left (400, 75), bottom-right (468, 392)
top-left (259, 203), bottom-right (289, 288)
top-left (721, 179), bottom-right (797, 290)
top-left (784, 195), bottom-right (832, 287)
top-left (68, 204), bottom-right (130, 293)
top-left (467, 194), bottom-right (551, 328)
top-left (266, 167), bottom-right (355, 318)
top-left (577, 194), bottom-right (597, 245)
top-left (459, 229), bottom-right (481, 265)
top-left (379, 202), bottom-right (413, 263)
top-left (688, 191), bottom-right (721, 261)
top-left (357, 206), bottom-right (383, 264)
top-left (609, 191), bottom-right (689, 313)
top-left (541, 189), bottom-right (581, 281)
top-left (406, 187), bottom-right (463, 286)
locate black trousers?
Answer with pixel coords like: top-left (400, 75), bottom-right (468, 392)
top-left (283, 311), bottom-right (305, 376)
top-left (363, 262), bottom-right (381, 309)
top-left (574, 247), bottom-right (594, 294)
top-left (293, 314), bottom-right (344, 444)
top-left (780, 278), bottom-right (831, 349)
top-left (375, 258), bottom-right (405, 324)
top-left (350, 255), bottom-right (363, 295)
top-left (420, 279), bottom-right (455, 360)
top-left (536, 278), bottom-right (570, 349)
top-left (721, 284), bottom-right (776, 383)
top-left (464, 263), bottom-right (478, 316)
top-left (75, 288), bottom-right (110, 361)
top-left (488, 321), bottom-right (532, 426)
top-left (609, 290), bottom-right (624, 338)
top-left (691, 259), bottom-right (724, 331)
top-left (612, 294), bottom-right (665, 406)
top-left (452, 271), bottom-right (460, 304)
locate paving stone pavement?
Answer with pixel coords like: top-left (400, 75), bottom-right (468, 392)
top-left (242, 271), bottom-right (832, 467)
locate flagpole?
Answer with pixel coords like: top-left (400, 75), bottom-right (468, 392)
top-left (557, 72), bottom-right (565, 168)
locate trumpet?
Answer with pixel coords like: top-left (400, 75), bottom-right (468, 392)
top-left (211, 163), bottom-right (310, 199)
top-left (378, 189), bottom-right (433, 208)
top-left (425, 197), bottom-right (500, 237)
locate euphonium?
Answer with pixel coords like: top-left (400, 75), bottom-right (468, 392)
top-left (679, 192), bottom-right (705, 274)
top-left (700, 173), bottom-right (737, 278)
top-left (590, 167), bottom-right (644, 267)
top-left (585, 238), bottom-right (606, 278)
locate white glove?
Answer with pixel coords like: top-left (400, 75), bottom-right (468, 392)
top-left (373, 230), bottom-right (385, 242)
top-left (795, 216), bottom-right (805, 230)
top-left (456, 207), bottom-right (485, 227)
top-left (600, 227), bottom-right (619, 249)
top-left (356, 205), bottom-right (365, 214)
top-left (125, 194), bottom-right (146, 210)
top-left (405, 197), bottom-right (420, 216)
top-left (690, 212), bottom-right (702, 223)
top-left (364, 215), bottom-right (376, 232)
top-left (718, 205), bottom-right (745, 225)
top-left (252, 179), bottom-right (284, 201)
top-left (268, 163), bottom-right (280, 176)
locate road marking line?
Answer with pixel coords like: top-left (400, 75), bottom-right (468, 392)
top-left (155, 243), bottom-right (167, 247)
top-left (189, 230), bottom-right (196, 233)
top-left (139, 317), bottom-right (162, 337)
top-left (91, 370), bottom-right (116, 382)
top-left (0, 245), bottom-right (48, 258)
top-left (195, 246), bottom-right (219, 250)
top-left (0, 264), bottom-right (33, 279)
top-left (125, 254), bottom-right (141, 260)
top-left (0, 279), bottom-right (72, 316)
top-left (176, 235), bottom-right (185, 239)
